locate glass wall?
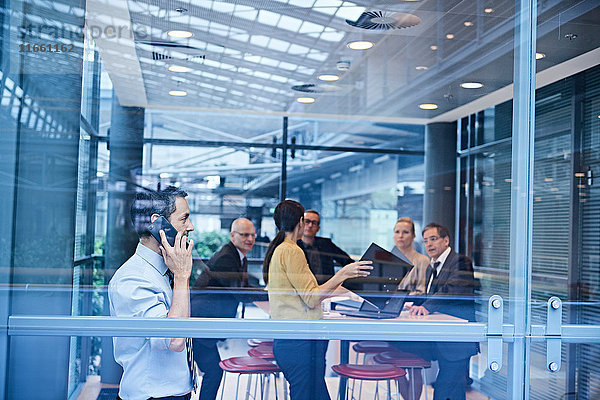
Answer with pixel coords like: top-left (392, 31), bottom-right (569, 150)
top-left (0, 0), bottom-right (598, 399)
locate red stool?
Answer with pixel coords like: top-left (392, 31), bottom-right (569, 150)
top-left (219, 356), bottom-right (281, 400)
top-left (374, 351), bottom-right (431, 400)
top-left (352, 341), bottom-right (393, 362)
top-left (248, 343), bottom-right (275, 361)
top-left (332, 364), bottom-right (406, 400)
top-left (248, 339), bottom-right (274, 347)
top-left (350, 341), bottom-right (393, 395)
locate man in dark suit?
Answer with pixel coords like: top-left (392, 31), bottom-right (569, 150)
top-left (191, 218), bottom-right (256, 400)
top-left (397, 222), bottom-right (477, 400)
top-left (297, 209), bottom-right (353, 284)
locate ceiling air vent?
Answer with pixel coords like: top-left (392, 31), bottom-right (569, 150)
top-left (138, 40), bottom-right (206, 62)
top-left (291, 84), bottom-right (342, 93)
top-left (346, 11), bottom-right (421, 30)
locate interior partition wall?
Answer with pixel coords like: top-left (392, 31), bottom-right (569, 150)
top-left (1, 0), bottom-right (599, 399)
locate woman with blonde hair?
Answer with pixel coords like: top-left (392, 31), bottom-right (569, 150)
top-left (391, 217), bottom-right (430, 400)
top-left (263, 199), bottom-right (372, 400)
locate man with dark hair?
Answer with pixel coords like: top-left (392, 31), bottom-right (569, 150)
top-left (297, 209), bottom-right (353, 284)
top-left (109, 186), bottom-right (197, 400)
top-left (190, 218), bottom-right (257, 400)
top-left (395, 222), bottom-right (477, 400)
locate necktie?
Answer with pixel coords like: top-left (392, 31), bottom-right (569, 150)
top-left (186, 338), bottom-right (198, 392)
top-left (166, 269), bottom-right (174, 288)
top-left (241, 257), bottom-right (248, 287)
top-left (426, 261), bottom-right (440, 293)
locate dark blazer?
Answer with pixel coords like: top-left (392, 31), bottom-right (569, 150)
top-left (298, 237), bottom-right (353, 284)
top-left (191, 241), bottom-right (245, 320)
top-left (422, 249), bottom-right (478, 360)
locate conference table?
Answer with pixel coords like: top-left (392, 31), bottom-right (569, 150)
top-left (251, 289), bottom-right (467, 398)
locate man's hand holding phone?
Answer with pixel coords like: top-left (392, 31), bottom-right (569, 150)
top-left (159, 229), bottom-right (194, 282)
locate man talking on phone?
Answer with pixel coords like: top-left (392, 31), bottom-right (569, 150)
top-left (109, 186), bottom-right (197, 400)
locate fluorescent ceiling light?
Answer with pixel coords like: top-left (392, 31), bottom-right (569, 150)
top-left (168, 90), bottom-right (188, 96)
top-left (167, 30), bottom-right (193, 38)
top-left (347, 40), bottom-right (373, 50)
top-left (464, 21), bottom-right (473, 26)
top-left (430, 45), bottom-right (438, 50)
top-left (536, 52), bottom-right (546, 60)
top-left (318, 74), bottom-right (339, 81)
top-left (416, 66), bottom-right (428, 70)
top-left (297, 97), bottom-right (315, 103)
top-left (446, 33), bottom-right (454, 39)
top-left (419, 103), bottom-right (438, 110)
top-left (460, 82), bottom-right (484, 89)
top-left (484, 8), bottom-right (494, 13)
top-left (168, 65), bottom-right (190, 73)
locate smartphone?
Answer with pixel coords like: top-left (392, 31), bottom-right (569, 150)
top-left (147, 216), bottom-right (178, 247)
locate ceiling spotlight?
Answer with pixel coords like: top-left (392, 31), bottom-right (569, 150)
top-left (318, 74), bottom-right (340, 81)
top-left (460, 82), bottom-right (483, 89)
top-left (167, 30), bottom-right (193, 38)
top-left (430, 45), bottom-right (438, 50)
top-left (484, 8), bottom-right (494, 13)
top-left (297, 97), bottom-right (315, 104)
top-left (536, 52), bottom-right (546, 60)
top-left (347, 40), bottom-right (374, 50)
top-left (415, 66), bottom-right (428, 70)
top-left (419, 103), bottom-right (438, 110)
top-left (464, 21), bottom-right (473, 27)
top-left (168, 65), bottom-right (190, 73)
top-left (168, 90), bottom-right (188, 96)
top-left (446, 33), bottom-right (454, 39)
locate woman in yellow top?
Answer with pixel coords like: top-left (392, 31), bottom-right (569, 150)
top-left (263, 200), bottom-right (372, 400)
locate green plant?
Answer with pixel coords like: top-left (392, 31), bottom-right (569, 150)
top-left (192, 231), bottom-right (229, 258)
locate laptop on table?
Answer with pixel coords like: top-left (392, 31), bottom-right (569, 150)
top-left (339, 290), bottom-right (409, 319)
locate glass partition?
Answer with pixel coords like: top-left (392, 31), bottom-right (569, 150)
top-left (1, 0), bottom-right (599, 399)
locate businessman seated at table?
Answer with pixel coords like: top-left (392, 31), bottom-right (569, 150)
top-left (191, 218), bottom-right (260, 400)
top-left (393, 222), bottom-right (477, 400)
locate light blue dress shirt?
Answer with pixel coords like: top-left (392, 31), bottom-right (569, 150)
top-left (109, 243), bottom-right (192, 400)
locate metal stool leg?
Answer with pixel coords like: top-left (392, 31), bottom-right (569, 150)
top-left (220, 371), bottom-right (227, 400)
top-left (422, 368), bottom-right (428, 400)
top-left (410, 368), bottom-right (415, 400)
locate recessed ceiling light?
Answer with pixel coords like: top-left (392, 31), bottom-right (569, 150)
top-left (446, 33), bottom-right (455, 39)
top-left (419, 103), bottom-right (438, 110)
top-left (460, 82), bottom-right (484, 89)
top-left (535, 52), bottom-right (546, 60)
top-left (297, 97), bottom-right (315, 104)
top-left (415, 66), bottom-right (428, 70)
top-left (430, 45), bottom-right (438, 51)
top-left (484, 8), bottom-right (494, 13)
top-left (167, 30), bottom-right (193, 38)
top-left (168, 65), bottom-right (190, 73)
top-left (318, 74), bottom-right (339, 81)
top-left (168, 90), bottom-right (187, 96)
top-left (347, 40), bottom-right (374, 50)
top-left (464, 21), bottom-right (473, 27)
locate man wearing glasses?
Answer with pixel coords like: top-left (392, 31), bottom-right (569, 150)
top-left (191, 218), bottom-right (256, 400)
top-left (298, 209), bottom-right (353, 284)
top-left (398, 222), bottom-right (477, 400)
